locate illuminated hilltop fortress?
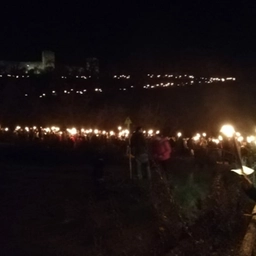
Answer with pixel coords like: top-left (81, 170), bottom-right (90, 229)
top-left (0, 51), bottom-right (99, 75)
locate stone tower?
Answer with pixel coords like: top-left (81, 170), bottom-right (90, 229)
top-left (42, 51), bottom-right (55, 70)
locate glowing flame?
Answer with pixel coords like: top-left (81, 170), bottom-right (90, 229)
top-left (247, 136), bottom-right (255, 143)
top-left (237, 136), bottom-right (244, 142)
top-left (67, 128), bottom-right (77, 135)
top-left (220, 124), bottom-right (235, 138)
top-left (148, 130), bottom-right (153, 135)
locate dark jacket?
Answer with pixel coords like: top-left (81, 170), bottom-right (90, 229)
top-left (130, 131), bottom-right (147, 156)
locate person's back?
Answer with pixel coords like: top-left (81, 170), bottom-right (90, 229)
top-left (152, 136), bottom-right (171, 161)
top-left (130, 127), bottom-right (150, 180)
top-left (131, 128), bottom-right (147, 156)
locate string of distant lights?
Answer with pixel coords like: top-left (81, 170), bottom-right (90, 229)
top-left (26, 88), bottom-right (104, 98)
top-left (113, 75), bottom-right (130, 79)
top-left (23, 80), bottom-right (236, 97)
top-left (0, 75), bottom-right (92, 79)
top-left (0, 74), bottom-right (236, 83)
top-left (146, 74), bottom-right (236, 81)
top-left (0, 74), bottom-right (30, 78)
top-left (0, 73), bottom-right (237, 97)
top-left (61, 75), bottom-right (92, 79)
top-left (147, 74), bottom-right (194, 79)
top-left (113, 74), bottom-right (236, 81)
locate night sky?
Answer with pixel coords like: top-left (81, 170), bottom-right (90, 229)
top-left (1, 1), bottom-right (256, 73)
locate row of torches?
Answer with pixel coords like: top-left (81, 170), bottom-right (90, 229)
top-left (2, 126), bottom-right (137, 138)
top-left (0, 124), bottom-right (254, 145)
top-left (0, 124), bottom-right (254, 176)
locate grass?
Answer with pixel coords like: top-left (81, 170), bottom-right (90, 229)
top-left (1, 158), bottom-right (254, 256)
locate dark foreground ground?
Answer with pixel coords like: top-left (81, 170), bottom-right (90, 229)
top-left (0, 144), bottom-right (255, 256)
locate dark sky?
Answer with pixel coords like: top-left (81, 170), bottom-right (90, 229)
top-left (1, 1), bottom-right (256, 73)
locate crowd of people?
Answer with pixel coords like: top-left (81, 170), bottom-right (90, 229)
top-left (0, 124), bottom-right (255, 183)
top-left (130, 126), bottom-right (256, 181)
top-left (1, 123), bottom-right (256, 200)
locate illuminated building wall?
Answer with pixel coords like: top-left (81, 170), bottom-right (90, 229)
top-left (0, 51), bottom-right (99, 75)
top-left (0, 61), bottom-right (43, 74)
top-left (0, 51), bottom-right (53, 74)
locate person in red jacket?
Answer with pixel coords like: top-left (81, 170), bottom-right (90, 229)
top-left (151, 134), bottom-right (171, 176)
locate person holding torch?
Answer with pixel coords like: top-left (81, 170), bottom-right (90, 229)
top-left (220, 124), bottom-right (256, 201)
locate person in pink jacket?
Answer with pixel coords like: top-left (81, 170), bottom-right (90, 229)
top-left (152, 134), bottom-right (171, 176)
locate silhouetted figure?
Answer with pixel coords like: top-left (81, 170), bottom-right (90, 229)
top-left (131, 126), bottom-right (151, 180)
top-left (241, 177), bottom-right (256, 202)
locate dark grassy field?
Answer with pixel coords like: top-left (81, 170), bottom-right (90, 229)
top-left (0, 145), bottom-right (254, 256)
